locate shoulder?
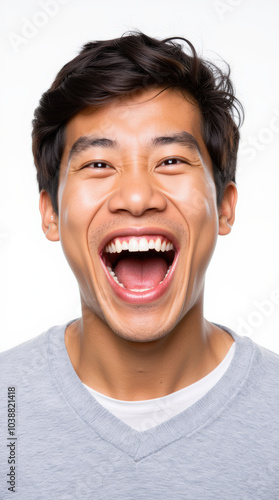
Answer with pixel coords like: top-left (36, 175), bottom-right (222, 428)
top-left (0, 323), bottom-right (66, 384)
top-left (0, 331), bottom-right (46, 363)
top-left (218, 322), bottom-right (279, 371)
top-left (217, 323), bottom-right (279, 399)
top-left (248, 337), bottom-right (279, 393)
top-left (240, 333), bottom-right (279, 376)
top-left (233, 330), bottom-right (279, 409)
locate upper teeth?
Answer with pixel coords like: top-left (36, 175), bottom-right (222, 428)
top-left (104, 237), bottom-right (174, 254)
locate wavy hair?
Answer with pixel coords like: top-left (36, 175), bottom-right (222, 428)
top-left (32, 30), bottom-right (244, 214)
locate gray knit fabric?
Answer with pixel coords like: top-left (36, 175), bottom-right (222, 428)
top-left (0, 320), bottom-right (278, 499)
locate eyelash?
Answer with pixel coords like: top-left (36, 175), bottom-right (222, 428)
top-left (160, 158), bottom-right (186, 166)
top-left (86, 161), bottom-right (110, 169)
top-left (84, 158), bottom-right (186, 169)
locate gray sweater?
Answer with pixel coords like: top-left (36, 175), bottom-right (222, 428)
top-left (0, 321), bottom-right (279, 499)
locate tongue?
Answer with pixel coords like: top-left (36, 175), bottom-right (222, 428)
top-left (114, 256), bottom-right (168, 289)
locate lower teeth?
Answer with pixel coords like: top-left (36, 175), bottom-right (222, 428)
top-left (107, 265), bottom-right (172, 291)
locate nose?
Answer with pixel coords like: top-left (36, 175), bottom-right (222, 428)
top-left (107, 170), bottom-right (167, 217)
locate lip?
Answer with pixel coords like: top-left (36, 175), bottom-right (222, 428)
top-left (98, 226), bottom-right (180, 304)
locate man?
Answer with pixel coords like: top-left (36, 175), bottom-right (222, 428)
top-left (1, 31), bottom-right (278, 498)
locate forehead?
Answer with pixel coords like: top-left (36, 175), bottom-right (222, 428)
top-left (60, 87), bottom-right (212, 171)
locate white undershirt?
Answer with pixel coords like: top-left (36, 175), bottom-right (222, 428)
top-left (83, 342), bottom-right (236, 432)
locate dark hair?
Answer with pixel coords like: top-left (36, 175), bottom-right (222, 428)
top-left (32, 30), bottom-right (244, 215)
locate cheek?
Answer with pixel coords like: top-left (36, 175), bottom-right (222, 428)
top-left (57, 180), bottom-right (107, 284)
top-left (161, 173), bottom-right (218, 281)
top-left (160, 172), bottom-right (217, 227)
top-left (184, 175), bottom-right (219, 287)
top-left (59, 177), bottom-right (114, 235)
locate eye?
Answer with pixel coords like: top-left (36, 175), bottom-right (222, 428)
top-left (84, 161), bottom-right (112, 169)
top-left (159, 157), bottom-right (187, 166)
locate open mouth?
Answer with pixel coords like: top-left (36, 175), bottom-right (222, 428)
top-left (101, 236), bottom-right (176, 292)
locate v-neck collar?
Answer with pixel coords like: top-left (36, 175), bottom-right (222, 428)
top-left (47, 319), bottom-right (255, 462)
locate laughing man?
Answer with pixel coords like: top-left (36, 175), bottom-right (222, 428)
top-left (1, 31), bottom-right (279, 498)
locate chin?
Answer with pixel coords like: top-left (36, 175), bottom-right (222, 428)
top-left (109, 322), bottom-right (172, 344)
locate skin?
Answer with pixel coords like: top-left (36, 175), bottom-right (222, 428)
top-left (40, 87), bottom-right (238, 401)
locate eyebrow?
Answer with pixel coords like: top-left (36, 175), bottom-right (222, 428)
top-left (67, 130), bottom-right (202, 164)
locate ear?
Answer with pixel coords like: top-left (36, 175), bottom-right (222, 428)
top-left (218, 181), bottom-right (238, 236)
top-left (39, 190), bottom-right (60, 241)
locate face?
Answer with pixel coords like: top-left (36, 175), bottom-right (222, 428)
top-left (48, 88), bottom-right (230, 342)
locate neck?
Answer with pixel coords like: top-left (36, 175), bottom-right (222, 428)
top-left (65, 300), bottom-right (234, 401)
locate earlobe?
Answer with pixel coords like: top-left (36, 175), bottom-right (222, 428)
top-left (39, 190), bottom-right (60, 242)
top-left (218, 182), bottom-right (238, 236)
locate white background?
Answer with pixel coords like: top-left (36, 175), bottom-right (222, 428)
top-left (1, 0), bottom-right (279, 353)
